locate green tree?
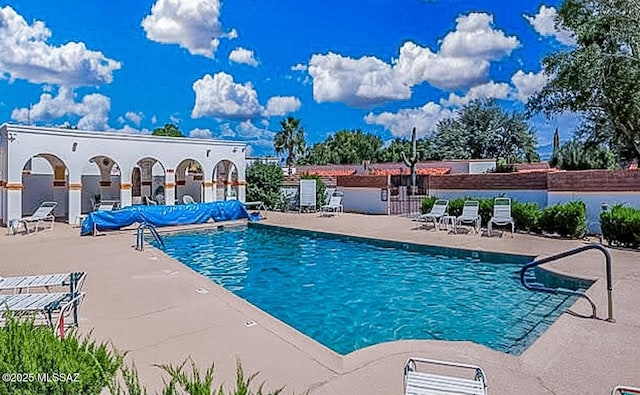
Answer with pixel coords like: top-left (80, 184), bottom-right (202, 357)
top-left (527, 0), bottom-right (640, 162)
top-left (378, 138), bottom-right (439, 162)
top-left (435, 99), bottom-right (539, 162)
top-left (550, 140), bottom-right (618, 170)
top-left (274, 117), bottom-right (306, 173)
top-left (300, 129), bottom-right (383, 165)
top-left (246, 161), bottom-right (284, 209)
top-left (152, 123), bottom-right (183, 137)
top-left (299, 142), bottom-right (338, 165)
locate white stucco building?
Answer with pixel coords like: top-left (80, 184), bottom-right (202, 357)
top-left (0, 124), bottom-right (247, 226)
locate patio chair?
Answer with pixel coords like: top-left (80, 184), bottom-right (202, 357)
top-left (487, 197), bottom-right (515, 237)
top-left (0, 292), bottom-right (85, 337)
top-left (612, 386), bottom-right (640, 394)
top-left (320, 193), bottom-right (343, 216)
top-left (456, 200), bottom-right (481, 234)
top-left (96, 200), bottom-right (118, 211)
top-left (13, 201), bottom-right (58, 235)
top-left (144, 195), bottom-right (157, 205)
top-left (404, 357), bottom-right (487, 395)
top-left (0, 272), bottom-right (86, 294)
top-left (183, 194), bottom-right (196, 204)
top-left (418, 199), bottom-right (448, 230)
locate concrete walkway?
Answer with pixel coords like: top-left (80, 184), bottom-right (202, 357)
top-left (1, 212), bottom-right (639, 394)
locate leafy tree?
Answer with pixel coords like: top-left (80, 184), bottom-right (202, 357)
top-left (152, 123), bottom-right (183, 137)
top-left (527, 0), bottom-right (640, 162)
top-left (300, 129), bottom-right (383, 165)
top-left (246, 161), bottom-right (283, 209)
top-left (550, 140), bottom-right (618, 170)
top-left (434, 99), bottom-right (539, 162)
top-left (378, 138), bottom-right (439, 162)
top-left (274, 117), bottom-right (306, 173)
top-left (300, 142), bottom-right (338, 165)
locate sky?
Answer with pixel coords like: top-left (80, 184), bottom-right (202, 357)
top-left (0, 0), bottom-right (581, 158)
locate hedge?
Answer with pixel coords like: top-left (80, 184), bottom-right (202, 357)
top-left (601, 204), bottom-right (640, 248)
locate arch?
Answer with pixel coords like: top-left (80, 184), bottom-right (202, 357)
top-left (21, 153), bottom-right (68, 219)
top-left (212, 159), bottom-right (239, 201)
top-left (132, 157), bottom-right (166, 205)
top-left (175, 158), bottom-right (204, 203)
top-left (80, 155), bottom-right (122, 213)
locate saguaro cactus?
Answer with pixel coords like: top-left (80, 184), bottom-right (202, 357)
top-left (401, 127), bottom-right (419, 193)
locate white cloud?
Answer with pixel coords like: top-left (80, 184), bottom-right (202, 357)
top-left (169, 114), bottom-right (181, 124)
top-left (111, 125), bottom-right (153, 135)
top-left (142, 0), bottom-right (233, 58)
top-left (11, 87), bottom-right (110, 130)
top-left (125, 111), bottom-right (143, 126)
top-left (364, 102), bottom-right (454, 138)
top-left (0, 5), bottom-right (121, 86)
top-left (308, 12), bottom-right (519, 106)
top-left (229, 47), bottom-right (258, 66)
top-left (151, 115), bottom-right (158, 124)
top-left (511, 70), bottom-right (549, 102)
top-left (192, 72), bottom-right (263, 118)
top-left (308, 52), bottom-right (410, 107)
top-left (524, 6), bottom-right (576, 46)
top-left (264, 96), bottom-right (301, 116)
top-left (440, 81), bottom-right (510, 107)
top-left (188, 128), bottom-right (213, 138)
top-left (291, 63), bottom-right (307, 72)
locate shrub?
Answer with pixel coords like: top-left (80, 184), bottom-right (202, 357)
top-left (601, 205), bottom-right (640, 248)
top-left (539, 201), bottom-right (587, 238)
top-left (0, 316), bottom-right (123, 395)
top-left (246, 161), bottom-right (284, 209)
top-left (511, 201), bottom-right (540, 232)
top-left (420, 196), bottom-right (438, 214)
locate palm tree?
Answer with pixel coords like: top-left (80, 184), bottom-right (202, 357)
top-left (274, 117), bottom-right (306, 174)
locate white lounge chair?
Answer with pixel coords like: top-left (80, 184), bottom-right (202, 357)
top-left (419, 199), bottom-right (448, 230)
top-left (404, 357), bottom-right (487, 395)
top-left (320, 193), bottom-right (343, 216)
top-left (612, 386), bottom-right (640, 395)
top-left (0, 272), bottom-right (86, 294)
top-left (14, 201), bottom-right (58, 234)
top-left (456, 200), bottom-right (481, 234)
top-left (96, 200), bottom-right (118, 211)
top-left (0, 292), bottom-right (85, 336)
top-left (487, 197), bottom-right (515, 237)
top-left (183, 194), bottom-right (196, 204)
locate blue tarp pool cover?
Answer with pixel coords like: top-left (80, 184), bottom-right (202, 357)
top-left (81, 200), bottom-right (260, 236)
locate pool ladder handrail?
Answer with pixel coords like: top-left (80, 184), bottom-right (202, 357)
top-left (519, 243), bottom-right (614, 323)
top-left (135, 222), bottom-right (165, 251)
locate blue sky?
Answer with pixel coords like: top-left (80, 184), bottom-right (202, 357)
top-left (0, 0), bottom-right (579, 157)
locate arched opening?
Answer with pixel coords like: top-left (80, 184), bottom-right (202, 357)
top-left (175, 159), bottom-right (204, 203)
top-left (81, 156), bottom-right (121, 213)
top-left (213, 160), bottom-right (238, 201)
top-left (132, 158), bottom-right (166, 205)
top-left (21, 153), bottom-right (68, 218)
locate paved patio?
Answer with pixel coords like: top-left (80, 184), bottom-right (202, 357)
top-left (1, 212), bottom-right (639, 394)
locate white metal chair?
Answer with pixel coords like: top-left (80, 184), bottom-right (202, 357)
top-left (13, 201), bottom-right (58, 234)
top-left (487, 197), bottom-right (515, 237)
top-left (0, 292), bottom-right (85, 336)
top-left (456, 200), bottom-right (481, 234)
top-left (0, 272), bottom-right (86, 294)
top-left (418, 199), bottom-right (448, 230)
top-left (612, 386), bottom-right (640, 394)
top-left (320, 193), bottom-right (343, 216)
top-left (183, 195), bottom-right (196, 204)
top-left (404, 357), bottom-right (487, 395)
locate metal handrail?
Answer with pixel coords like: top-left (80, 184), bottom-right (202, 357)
top-left (135, 223), bottom-right (165, 251)
top-left (519, 243), bottom-right (614, 322)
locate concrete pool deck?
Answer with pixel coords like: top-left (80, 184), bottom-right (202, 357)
top-left (1, 212), bottom-right (639, 394)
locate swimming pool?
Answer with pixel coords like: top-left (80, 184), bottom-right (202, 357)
top-left (156, 224), bottom-right (587, 355)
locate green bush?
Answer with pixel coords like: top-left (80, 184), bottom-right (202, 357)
top-left (511, 201), bottom-right (540, 232)
top-left (420, 196), bottom-right (438, 214)
top-left (0, 316), bottom-right (123, 395)
top-left (601, 205), bottom-right (640, 248)
top-left (246, 162), bottom-right (284, 210)
top-left (539, 201), bottom-right (587, 238)
top-left (0, 317), bottom-right (292, 395)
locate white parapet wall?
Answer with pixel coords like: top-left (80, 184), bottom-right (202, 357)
top-left (340, 187), bottom-right (388, 215)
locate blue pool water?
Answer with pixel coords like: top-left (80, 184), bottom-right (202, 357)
top-left (156, 224), bottom-right (586, 355)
